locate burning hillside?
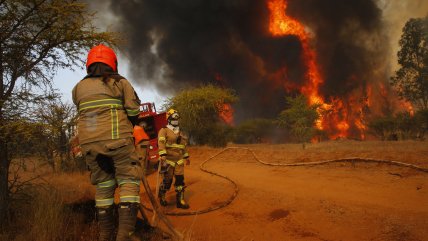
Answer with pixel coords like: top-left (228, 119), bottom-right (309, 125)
top-left (92, 0), bottom-right (421, 139)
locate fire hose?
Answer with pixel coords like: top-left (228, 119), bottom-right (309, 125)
top-left (141, 146), bottom-right (428, 220)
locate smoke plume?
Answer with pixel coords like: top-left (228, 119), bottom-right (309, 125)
top-left (90, 0), bottom-right (427, 122)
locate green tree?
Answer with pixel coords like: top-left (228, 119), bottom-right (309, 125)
top-left (390, 16), bottom-right (428, 110)
top-left (277, 95), bottom-right (319, 149)
top-left (165, 85), bottom-right (238, 147)
top-left (0, 0), bottom-right (119, 224)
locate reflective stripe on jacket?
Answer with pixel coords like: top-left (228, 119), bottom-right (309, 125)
top-left (72, 77), bottom-right (140, 144)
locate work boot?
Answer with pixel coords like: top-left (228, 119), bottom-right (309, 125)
top-left (158, 189), bottom-right (168, 206)
top-left (96, 205), bottom-right (116, 241)
top-left (116, 203), bottom-right (138, 241)
top-left (175, 186), bottom-right (189, 209)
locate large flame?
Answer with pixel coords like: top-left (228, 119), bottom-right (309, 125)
top-left (268, 0), bottom-right (368, 139)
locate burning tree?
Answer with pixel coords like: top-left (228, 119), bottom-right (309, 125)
top-left (0, 0), bottom-right (119, 225)
top-left (164, 85), bottom-right (238, 147)
top-left (391, 16), bottom-right (428, 110)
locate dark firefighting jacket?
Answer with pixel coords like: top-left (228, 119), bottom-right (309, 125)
top-left (72, 77), bottom-right (140, 145)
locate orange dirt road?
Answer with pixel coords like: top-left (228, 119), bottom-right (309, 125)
top-left (141, 141), bottom-right (428, 241)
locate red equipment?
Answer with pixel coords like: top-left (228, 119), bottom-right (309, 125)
top-left (138, 102), bottom-right (167, 163)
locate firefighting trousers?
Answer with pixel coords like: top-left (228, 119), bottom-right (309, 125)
top-left (81, 138), bottom-right (143, 207)
top-left (160, 160), bottom-right (185, 191)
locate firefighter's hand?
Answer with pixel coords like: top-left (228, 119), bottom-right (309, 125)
top-left (186, 158), bottom-right (190, 166)
top-left (160, 155), bottom-right (166, 162)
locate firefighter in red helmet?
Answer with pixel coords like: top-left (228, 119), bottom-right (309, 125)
top-left (72, 44), bottom-right (142, 241)
top-left (157, 109), bottom-right (190, 209)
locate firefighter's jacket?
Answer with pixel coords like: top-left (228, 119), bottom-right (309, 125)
top-left (158, 127), bottom-right (190, 166)
top-left (72, 77), bottom-right (140, 145)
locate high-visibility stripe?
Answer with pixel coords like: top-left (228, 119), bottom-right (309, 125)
top-left (176, 159), bottom-right (185, 165)
top-left (166, 159), bottom-right (185, 167)
top-left (117, 179), bottom-right (140, 186)
top-left (159, 150), bottom-right (167, 156)
top-left (97, 179), bottom-right (116, 188)
top-left (158, 137), bottom-right (166, 142)
top-left (111, 108), bottom-right (119, 139)
top-left (126, 109), bottom-right (140, 116)
top-left (96, 198), bottom-right (115, 207)
top-left (166, 160), bottom-right (176, 167)
top-left (183, 153), bottom-right (189, 158)
top-left (79, 99), bottom-right (122, 111)
top-left (166, 143), bottom-right (185, 149)
top-left (175, 185), bottom-right (185, 192)
top-left (120, 195), bottom-right (140, 203)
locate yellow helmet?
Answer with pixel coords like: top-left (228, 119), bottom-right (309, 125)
top-left (166, 109), bottom-right (180, 120)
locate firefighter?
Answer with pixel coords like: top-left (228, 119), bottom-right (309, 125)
top-left (72, 44), bottom-right (142, 241)
top-left (157, 109), bottom-right (190, 209)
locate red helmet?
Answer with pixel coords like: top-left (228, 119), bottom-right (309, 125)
top-left (86, 44), bottom-right (117, 72)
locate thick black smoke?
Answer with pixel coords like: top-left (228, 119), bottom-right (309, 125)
top-left (100, 0), bottom-right (387, 121)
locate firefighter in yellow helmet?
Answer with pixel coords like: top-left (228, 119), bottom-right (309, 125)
top-left (157, 109), bottom-right (190, 209)
top-left (72, 44), bottom-right (142, 241)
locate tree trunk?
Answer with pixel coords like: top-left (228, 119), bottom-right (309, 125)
top-left (0, 139), bottom-right (10, 226)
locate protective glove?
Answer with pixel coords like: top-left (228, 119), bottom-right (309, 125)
top-left (159, 155), bottom-right (168, 173)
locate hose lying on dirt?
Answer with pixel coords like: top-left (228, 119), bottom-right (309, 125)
top-left (141, 147), bottom-right (428, 218)
top-left (138, 146), bottom-right (184, 241)
top-left (140, 148), bottom-right (239, 216)
top-left (140, 173), bottom-right (183, 240)
top-left (234, 147), bottom-right (428, 173)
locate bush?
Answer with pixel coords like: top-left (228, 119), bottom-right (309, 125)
top-left (233, 118), bottom-right (276, 144)
top-left (164, 85), bottom-right (238, 147)
top-left (368, 110), bottom-right (428, 140)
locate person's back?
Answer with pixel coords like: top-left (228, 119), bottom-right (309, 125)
top-left (73, 75), bottom-right (138, 144)
top-left (72, 44), bottom-right (142, 241)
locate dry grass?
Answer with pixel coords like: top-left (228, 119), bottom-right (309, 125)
top-left (5, 184), bottom-right (98, 241)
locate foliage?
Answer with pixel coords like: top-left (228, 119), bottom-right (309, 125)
top-left (390, 16), bottom-right (428, 110)
top-left (233, 118), bottom-right (276, 144)
top-left (368, 110), bottom-right (428, 140)
top-left (414, 109), bottom-right (428, 136)
top-left (0, 0), bottom-right (120, 225)
top-left (277, 95), bottom-right (319, 148)
top-left (164, 85), bottom-right (238, 147)
top-left (368, 116), bottom-right (397, 140)
top-left (34, 100), bottom-right (78, 171)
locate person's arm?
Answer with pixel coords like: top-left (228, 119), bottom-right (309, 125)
top-left (158, 128), bottom-right (167, 161)
top-left (182, 133), bottom-right (190, 165)
top-left (121, 79), bottom-right (141, 126)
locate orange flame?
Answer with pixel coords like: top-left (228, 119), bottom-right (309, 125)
top-left (214, 73), bottom-right (235, 125)
top-left (267, 0), bottom-right (369, 139)
top-left (268, 0), bottom-right (323, 106)
top-left (219, 103), bottom-right (234, 125)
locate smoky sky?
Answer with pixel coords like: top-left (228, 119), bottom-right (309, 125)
top-left (101, 0), bottom-right (387, 121)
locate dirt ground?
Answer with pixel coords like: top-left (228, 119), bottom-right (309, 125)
top-left (140, 140), bottom-right (428, 241)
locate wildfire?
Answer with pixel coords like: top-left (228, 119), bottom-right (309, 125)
top-left (267, 0), bottom-right (368, 139)
top-left (214, 73), bottom-right (235, 125)
top-left (219, 103), bottom-right (235, 125)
